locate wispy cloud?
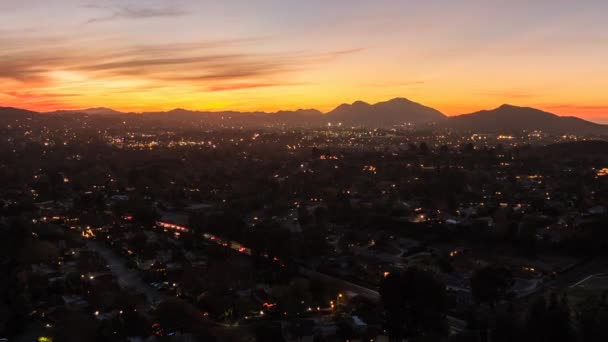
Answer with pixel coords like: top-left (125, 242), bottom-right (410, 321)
top-left (86, 4), bottom-right (187, 23)
top-left (365, 80), bottom-right (426, 87)
top-left (480, 91), bottom-right (537, 99)
top-left (207, 82), bottom-right (299, 92)
top-left (0, 90), bottom-right (81, 111)
top-left (2, 91), bottom-right (80, 98)
top-left (540, 104), bottom-right (608, 112)
top-left (0, 30), bottom-right (364, 110)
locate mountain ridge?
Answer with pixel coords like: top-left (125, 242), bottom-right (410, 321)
top-left (325, 97), bottom-right (446, 126)
top-left (446, 104), bottom-right (607, 134)
top-left (2, 98), bottom-right (606, 133)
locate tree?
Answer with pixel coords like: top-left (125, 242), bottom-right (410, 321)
top-left (419, 142), bottom-right (430, 155)
top-left (21, 239), bottom-right (59, 265)
top-left (578, 291), bottom-right (608, 342)
top-left (470, 266), bottom-right (513, 307)
top-left (380, 268), bottom-right (447, 340)
top-left (130, 198), bottom-right (159, 228)
top-left (155, 298), bottom-right (215, 338)
top-left (255, 322), bottom-right (284, 342)
top-left (525, 292), bottom-right (571, 342)
top-left (271, 278), bottom-right (313, 315)
top-left (491, 303), bottom-right (522, 342)
top-left (463, 143), bottom-right (475, 154)
top-left (55, 312), bottom-right (99, 342)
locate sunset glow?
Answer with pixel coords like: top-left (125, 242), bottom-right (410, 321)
top-left (1, 0), bottom-right (607, 122)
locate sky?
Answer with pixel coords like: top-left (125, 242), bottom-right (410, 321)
top-left (1, 0), bottom-right (608, 122)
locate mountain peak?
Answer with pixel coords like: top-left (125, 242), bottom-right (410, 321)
top-left (384, 97), bottom-right (414, 104)
top-left (85, 107), bottom-right (113, 111)
top-left (497, 104), bottom-right (517, 110)
top-left (82, 107), bottom-right (123, 115)
top-left (494, 104), bottom-right (550, 114)
top-left (352, 100), bottom-right (370, 107)
top-left (46, 107), bottom-right (123, 115)
top-left (448, 104), bottom-right (606, 134)
top-left (326, 97), bottom-right (446, 126)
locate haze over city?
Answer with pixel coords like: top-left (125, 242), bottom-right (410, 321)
top-left (1, 0), bottom-right (608, 122)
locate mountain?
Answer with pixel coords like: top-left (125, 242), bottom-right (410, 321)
top-left (133, 107), bottom-right (325, 128)
top-left (146, 108), bottom-right (322, 119)
top-left (47, 107), bottom-right (124, 116)
top-left (325, 98), bottom-right (446, 126)
top-left (448, 104), bottom-right (608, 134)
top-left (0, 106), bottom-right (39, 121)
top-left (270, 109), bottom-right (324, 126)
top-left (274, 109), bottom-right (322, 117)
top-left (78, 107), bottom-right (124, 115)
top-left (2, 99), bottom-right (607, 133)
top-left (0, 106), bottom-right (39, 116)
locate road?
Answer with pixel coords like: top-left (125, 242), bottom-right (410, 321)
top-left (111, 228), bottom-right (606, 336)
top-left (195, 231), bottom-right (470, 334)
top-left (570, 273), bottom-right (608, 288)
top-left (553, 258), bottom-right (608, 289)
top-left (516, 257), bottom-right (608, 303)
top-left (300, 267), bottom-right (467, 334)
top-left (299, 267), bottom-right (381, 301)
top-left (86, 240), bottom-right (166, 305)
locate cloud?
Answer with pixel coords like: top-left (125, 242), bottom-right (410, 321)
top-left (524, 103), bottom-right (608, 122)
top-left (0, 90), bottom-right (81, 111)
top-left (539, 104), bottom-right (608, 112)
top-left (86, 4), bottom-right (187, 23)
top-left (480, 91), bottom-right (537, 99)
top-left (207, 82), bottom-right (296, 92)
top-left (0, 30), bottom-right (364, 107)
top-left (365, 80), bottom-right (426, 87)
top-left (2, 91), bottom-right (80, 98)
top-left (325, 48), bottom-right (367, 57)
top-left (78, 54), bottom-right (244, 72)
top-left (69, 51), bottom-right (302, 85)
top-left (0, 56), bottom-right (65, 82)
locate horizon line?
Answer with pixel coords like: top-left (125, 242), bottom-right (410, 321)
top-left (5, 97), bottom-right (608, 124)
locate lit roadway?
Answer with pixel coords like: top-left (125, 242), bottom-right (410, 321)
top-left (194, 230), bottom-right (470, 333)
top-left (299, 267), bottom-right (467, 335)
top-left (86, 240), bottom-right (166, 305)
top-left (93, 226), bottom-right (607, 336)
top-left (513, 257), bottom-right (608, 304)
top-left (86, 239), bottom-right (256, 329)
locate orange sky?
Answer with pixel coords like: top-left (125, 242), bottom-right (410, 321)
top-left (1, 1), bottom-right (607, 122)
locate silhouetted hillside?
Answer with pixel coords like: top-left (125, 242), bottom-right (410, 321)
top-left (326, 98), bottom-right (446, 126)
top-left (448, 104), bottom-right (608, 134)
top-left (0, 106), bottom-right (39, 120)
top-left (3, 100), bottom-right (607, 133)
top-left (48, 107), bottom-right (124, 116)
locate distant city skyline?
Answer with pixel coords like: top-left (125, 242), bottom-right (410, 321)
top-left (1, 0), bottom-right (608, 123)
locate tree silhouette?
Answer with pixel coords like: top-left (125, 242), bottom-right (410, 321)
top-left (578, 291), bottom-right (608, 342)
top-left (525, 292), bottom-right (571, 342)
top-left (471, 266), bottom-right (513, 307)
top-left (155, 298), bottom-right (216, 339)
top-left (380, 268), bottom-right (447, 340)
top-left (419, 142), bottom-right (430, 155)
